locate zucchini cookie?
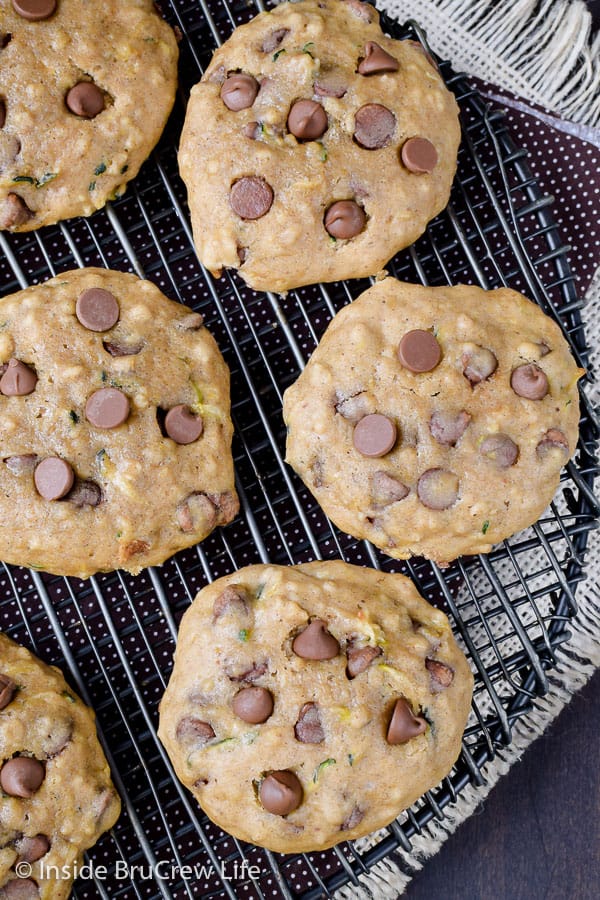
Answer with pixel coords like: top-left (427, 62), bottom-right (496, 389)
top-left (0, 632), bottom-right (120, 900)
top-left (283, 279), bottom-right (583, 564)
top-left (0, 0), bottom-right (178, 231)
top-left (179, 0), bottom-right (460, 293)
top-left (0, 268), bottom-right (237, 577)
top-left (158, 560), bottom-right (473, 852)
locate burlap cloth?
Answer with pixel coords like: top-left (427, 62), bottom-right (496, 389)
top-left (335, 1), bottom-right (600, 895)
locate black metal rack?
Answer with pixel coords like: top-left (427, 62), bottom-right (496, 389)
top-left (1, 1), bottom-right (598, 898)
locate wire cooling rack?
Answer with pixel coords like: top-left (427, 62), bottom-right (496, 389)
top-left (1, 1), bottom-right (599, 898)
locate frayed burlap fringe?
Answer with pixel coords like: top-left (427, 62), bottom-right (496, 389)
top-left (380, 0), bottom-right (600, 127)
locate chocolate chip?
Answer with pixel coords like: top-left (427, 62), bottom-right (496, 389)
top-left (66, 82), bottom-right (105, 118)
top-left (341, 805), bottom-right (364, 831)
top-left (177, 312), bottom-right (204, 331)
top-left (357, 41), bottom-right (399, 75)
top-left (429, 410), bottom-right (471, 446)
top-left (324, 200), bottom-right (365, 239)
top-left (287, 100), bottom-right (328, 141)
top-left (386, 698), bottom-right (427, 744)
top-left (346, 645), bottom-right (382, 678)
top-left (259, 770), bottom-right (302, 816)
top-left (16, 834), bottom-right (50, 863)
top-left (34, 457), bottom-right (75, 500)
top-left (462, 346), bottom-right (498, 385)
top-left (401, 137), bottom-right (438, 173)
top-left (4, 454), bottom-right (38, 475)
top-left (43, 718), bottom-right (73, 758)
top-left (292, 620), bottom-right (339, 660)
top-left (0, 193), bottom-right (33, 229)
top-left (0, 359), bottom-right (37, 396)
top-left (232, 687), bottom-right (273, 724)
top-left (0, 757), bottom-right (45, 797)
top-left (342, 0), bottom-right (375, 20)
top-left (164, 404), bottom-right (203, 444)
top-left (0, 674), bottom-right (16, 709)
top-left (417, 468), bottom-right (459, 509)
top-left (11, 0), bottom-right (56, 21)
top-left (67, 479), bottom-right (102, 508)
top-left (335, 391), bottom-right (371, 424)
top-left (353, 413), bottom-right (397, 457)
top-left (479, 433), bottom-right (519, 468)
top-left (213, 585), bottom-right (250, 621)
top-left (354, 104), bottom-right (395, 149)
top-left (313, 73), bottom-right (347, 98)
top-left (85, 388), bottom-right (130, 429)
top-left (0, 879), bottom-right (40, 899)
top-left (371, 471), bottom-right (409, 505)
top-left (220, 74), bottom-right (259, 111)
top-left (510, 363), bottom-right (549, 400)
top-left (102, 339), bottom-right (143, 357)
top-left (242, 121), bottom-right (260, 140)
top-left (229, 661), bottom-right (267, 684)
top-left (0, 99), bottom-right (5, 129)
top-left (294, 702), bottom-right (324, 743)
top-left (76, 288), bottom-right (119, 332)
top-left (536, 428), bottom-right (570, 460)
top-left (176, 492), bottom-right (216, 532)
top-left (425, 658), bottom-right (454, 691)
top-left (398, 329), bottom-right (441, 372)
top-left (230, 177), bottom-right (273, 220)
top-left (175, 717), bottom-right (215, 747)
top-left (261, 27), bottom-right (289, 53)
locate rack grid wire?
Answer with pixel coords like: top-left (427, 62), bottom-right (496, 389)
top-left (1, 0), bottom-right (599, 898)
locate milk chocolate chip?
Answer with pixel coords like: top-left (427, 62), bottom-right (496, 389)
top-left (66, 82), bottom-right (105, 118)
top-left (175, 717), bottom-right (215, 746)
top-left (358, 41), bottom-right (399, 75)
top-left (386, 698), bottom-right (427, 744)
top-left (536, 428), bottom-right (569, 460)
top-left (230, 177), bottom-right (273, 220)
top-left (401, 137), bottom-right (438, 173)
top-left (292, 620), bottom-right (339, 660)
top-left (76, 287), bottom-right (119, 332)
top-left (165, 405), bottom-right (203, 444)
top-left (294, 702), bottom-right (324, 743)
top-left (353, 414), bottom-right (397, 457)
top-left (313, 73), bottom-right (347, 98)
top-left (12, 0), bottom-right (56, 21)
top-left (1, 879), bottom-right (40, 899)
top-left (346, 645), bottom-right (382, 678)
top-left (85, 388), bottom-right (130, 429)
top-left (103, 339), bottom-right (143, 357)
top-left (341, 805), bottom-right (365, 831)
top-left (287, 100), bottom-right (327, 140)
top-left (232, 687), bottom-right (273, 724)
top-left (220, 74), bottom-right (259, 111)
top-left (0, 193), bottom-right (33, 229)
top-left (354, 104), bottom-right (395, 149)
top-left (324, 200), bottom-right (365, 239)
top-left (16, 834), bottom-right (50, 863)
top-left (430, 410), bottom-right (471, 446)
top-left (213, 585), bottom-right (250, 620)
top-left (510, 363), bottom-right (549, 400)
top-left (259, 770), bottom-right (302, 816)
top-left (67, 479), bottom-right (102, 508)
top-left (261, 28), bottom-right (289, 53)
top-left (0, 674), bottom-right (15, 709)
top-left (0, 359), bottom-right (37, 396)
top-left (0, 757), bottom-right (45, 797)
top-left (462, 346), bottom-right (498, 384)
top-left (34, 457), bottom-right (74, 500)
top-left (417, 468), bottom-right (459, 509)
top-left (479, 434), bottom-right (519, 468)
top-left (398, 329), bottom-right (441, 372)
top-left (4, 454), bottom-right (37, 475)
top-left (371, 470), bottom-right (409, 504)
top-left (426, 658), bottom-right (454, 691)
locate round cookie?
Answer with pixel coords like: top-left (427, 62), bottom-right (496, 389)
top-left (179, 0), bottom-right (460, 293)
top-left (0, 0), bottom-right (178, 231)
top-left (158, 560), bottom-right (473, 853)
top-left (283, 279), bottom-right (583, 564)
top-left (0, 268), bottom-right (237, 577)
top-left (0, 632), bottom-right (120, 899)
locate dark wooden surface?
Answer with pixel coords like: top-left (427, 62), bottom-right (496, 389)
top-left (405, 668), bottom-right (600, 899)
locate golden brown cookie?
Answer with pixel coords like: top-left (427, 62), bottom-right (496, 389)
top-left (179, 0), bottom-right (460, 293)
top-left (158, 560), bottom-right (473, 852)
top-left (0, 268), bottom-right (237, 577)
top-left (0, 0), bottom-right (178, 231)
top-left (0, 632), bottom-right (120, 899)
top-left (283, 278), bottom-right (583, 564)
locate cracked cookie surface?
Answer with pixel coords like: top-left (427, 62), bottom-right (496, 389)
top-left (283, 278), bottom-right (583, 563)
top-left (0, 268), bottom-right (237, 577)
top-left (158, 560), bottom-right (473, 852)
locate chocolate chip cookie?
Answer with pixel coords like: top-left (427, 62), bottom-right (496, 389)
top-left (158, 560), bottom-right (473, 852)
top-left (283, 278), bottom-right (583, 564)
top-left (0, 268), bottom-right (237, 577)
top-left (179, 0), bottom-right (460, 293)
top-left (0, 632), bottom-right (120, 899)
top-left (0, 0), bottom-right (178, 231)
